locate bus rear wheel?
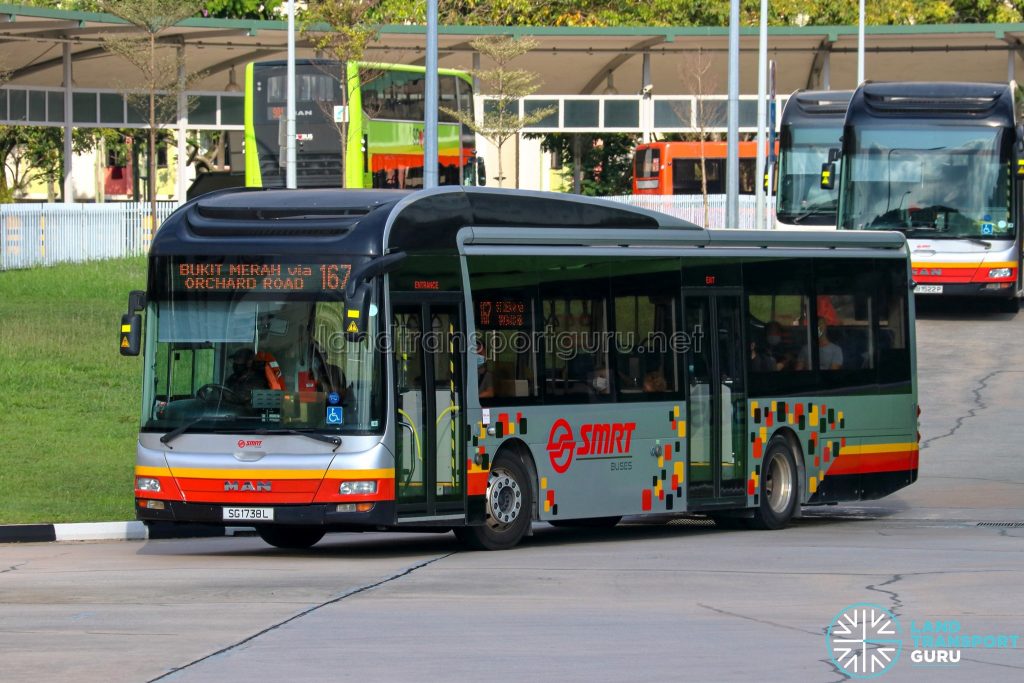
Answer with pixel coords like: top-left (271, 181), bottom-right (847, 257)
top-left (256, 525), bottom-right (326, 549)
top-left (749, 440), bottom-right (799, 530)
top-left (454, 456), bottom-right (532, 550)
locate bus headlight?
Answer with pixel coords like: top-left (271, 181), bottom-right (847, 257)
top-left (988, 267), bottom-right (1012, 279)
top-left (136, 477), bottom-right (161, 492)
top-left (339, 480), bottom-right (377, 495)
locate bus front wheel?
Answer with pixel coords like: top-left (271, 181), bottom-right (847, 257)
top-left (256, 525), bottom-right (326, 549)
top-left (454, 456), bottom-right (532, 550)
top-left (749, 440), bottom-right (799, 530)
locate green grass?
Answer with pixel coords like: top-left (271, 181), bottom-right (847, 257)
top-left (0, 257), bottom-right (147, 523)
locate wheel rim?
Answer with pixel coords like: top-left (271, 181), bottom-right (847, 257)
top-left (485, 466), bottom-right (523, 531)
top-left (765, 452), bottom-right (794, 515)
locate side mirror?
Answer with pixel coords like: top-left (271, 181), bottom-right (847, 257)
top-left (119, 290), bottom-right (146, 356)
top-left (828, 147), bottom-right (840, 163)
top-left (344, 282), bottom-right (373, 342)
top-left (820, 162), bottom-right (836, 190)
top-left (343, 252), bottom-right (407, 341)
top-left (1016, 124), bottom-right (1024, 153)
top-left (120, 313), bottom-right (142, 356)
top-left (477, 158), bottom-right (486, 186)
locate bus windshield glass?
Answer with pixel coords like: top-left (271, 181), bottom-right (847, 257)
top-left (777, 126), bottom-right (842, 225)
top-left (839, 126), bottom-right (1012, 239)
top-left (141, 255), bottom-right (382, 435)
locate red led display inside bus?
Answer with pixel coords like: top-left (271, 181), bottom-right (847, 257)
top-left (477, 298), bottom-right (527, 329)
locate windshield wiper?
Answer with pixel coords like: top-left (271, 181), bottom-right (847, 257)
top-left (244, 428), bottom-right (343, 452)
top-left (964, 237), bottom-right (992, 248)
top-left (160, 417), bottom-right (205, 448)
top-left (783, 203), bottom-right (836, 224)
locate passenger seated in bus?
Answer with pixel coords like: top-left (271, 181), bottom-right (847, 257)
top-left (751, 321), bottom-right (796, 371)
top-left (475, 340), bottom-right (494, 399)
top-left (589, 366), bottom-right (610, 394)
top-left (643, 369), bottom-right (668, 393)
top-left (795, 322), bottom-right (843, 370)
top-left (749, 339), bottom-right (778, 373)
top-left (226, 348), bottom-right (270, 398)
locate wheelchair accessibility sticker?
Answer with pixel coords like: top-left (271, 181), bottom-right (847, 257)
top-left (326, 406), bottom-right (343, 424)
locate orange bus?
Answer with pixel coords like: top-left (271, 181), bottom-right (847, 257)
top-left (632, 141), bottom-right (777, 196)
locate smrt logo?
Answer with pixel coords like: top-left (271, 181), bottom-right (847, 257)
top-left (545, 418), bottom-right (635, 474)
top-left (237, 439), bottom-right (263, 449)
top-left (826, 603), bottom-right (903, 678)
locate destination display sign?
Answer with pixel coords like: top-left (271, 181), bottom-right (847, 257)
top-left (477, 297), bottom-right (528, 330)
top-left (171, 258), bottom-right (353, 294)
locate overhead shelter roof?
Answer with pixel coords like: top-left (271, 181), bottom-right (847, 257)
top-left (2, 3), bottom-right (1024, 97)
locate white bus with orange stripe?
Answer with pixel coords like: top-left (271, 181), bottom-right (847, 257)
top-left (835, 82), bottom-right (1023, 312)
top-left (120, 187), bottom-right (919, 550)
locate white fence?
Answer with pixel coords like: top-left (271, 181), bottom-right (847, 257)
top-left (0, 194), bottom-right (772, 271)
top-left (0, 202), bottom-right (177, 271)
top-left (607, 194), bottom-right (773, 229)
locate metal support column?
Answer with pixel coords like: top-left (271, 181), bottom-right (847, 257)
top-left (424, 0), bottom-right (439, 188)
top-left (726, 0), bottom-right (740, 227)
top-left (176, 45), bottom-right (188, 203)
top-left (62, 44), bottom-right (73, 202)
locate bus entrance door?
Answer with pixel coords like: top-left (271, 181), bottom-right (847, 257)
top-left (683, 294), bottom-right (748, 508)
top-left (391, 300), bottom-right (466, 522)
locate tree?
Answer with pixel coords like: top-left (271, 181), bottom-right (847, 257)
top-left (303, 1), bottom-right (396, 188)
top-left (442, 36), bottom-right (554, 188)
top-left (679, 49), bottom-right (719, 227)
top-left (536, 133), bottom-right (637, 196)
top-left (203, 0), bottom-right (283, 19)
top-left (98, 0), bottom-right (203, 229)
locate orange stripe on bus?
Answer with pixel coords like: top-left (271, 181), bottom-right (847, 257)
top-left (827, 447), bottom-right (919, 476)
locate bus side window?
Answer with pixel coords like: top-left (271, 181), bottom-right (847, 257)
top-left (612, 292), bottom-right (678, 397)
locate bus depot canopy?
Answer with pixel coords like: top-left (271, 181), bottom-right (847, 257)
top-left (3, 3), bottom-right (1024, 97)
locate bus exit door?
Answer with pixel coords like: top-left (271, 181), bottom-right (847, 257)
top-left (683, 293), bottom-right (748, 506)
top-left (391, 298), bottom-right (466, 522)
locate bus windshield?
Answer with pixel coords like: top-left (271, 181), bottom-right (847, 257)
top-left (777, 126), bottom-right (842, 225)
top-left (839, 126), bottom-right (1013, 239)
top-left (142, 256), bottom-right (382, 435)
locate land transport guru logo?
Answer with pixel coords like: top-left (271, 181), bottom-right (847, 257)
top-left (545, 418), bottom-right (636, 473)
top-left (826, 603), bottom-right (902, 678)
top-left (826, 603), bottom-right (1020, 677)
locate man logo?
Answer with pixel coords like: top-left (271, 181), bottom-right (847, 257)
top-left (826, 603), bottom-right (903, 678)
top-left (224, 481), bottom-right (271, 492)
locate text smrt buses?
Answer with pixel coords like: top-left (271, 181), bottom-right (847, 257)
top-left (120, 187), bottom-right (919, 550)
top-left (833, 81), bottom-right (1023, 311)
top-left (245, 60), bottom-right (483, 190)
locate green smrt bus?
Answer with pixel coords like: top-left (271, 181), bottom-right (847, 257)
top-left (120, 187), bottom-right (919, 551)
top-left (245, 60), bottom-right (483, 189)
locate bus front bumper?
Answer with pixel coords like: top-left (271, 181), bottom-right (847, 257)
top-left (914, 282), bottom-right (1016, 298)
top-left (136, 498), bottom-right (398, 529)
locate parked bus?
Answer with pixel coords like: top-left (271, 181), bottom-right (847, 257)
top-left (775, 90), bottom-right (852, 230)
top-left (245, 60), bottom-right (483, 189)
top-left (632, 141), bottom-right (774, 196)
top-left (120, 187), bottom-right (919, 550)
top-left (833, 82), bottom-right (1022, 311)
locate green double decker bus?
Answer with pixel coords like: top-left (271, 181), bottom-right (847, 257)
top-left (245, 60), bottom-right (483, 189)
top-left (121, 187), bottom-right (919, 550)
